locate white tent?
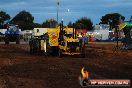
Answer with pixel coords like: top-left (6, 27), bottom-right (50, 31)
top-left (94, 24), bottom-right (110, 40)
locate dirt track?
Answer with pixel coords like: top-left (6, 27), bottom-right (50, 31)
top-left (0, 43), bottom-right (131, 88)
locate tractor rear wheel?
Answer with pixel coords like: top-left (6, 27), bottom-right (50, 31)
top-left (5, 35), bottom-right (9, 44)
top-left (5, 41), bottom-right (9, 44)
top-left (16, 40), bottom-right (20, 44)
top-left (58, 49), bottom-right (63, 58)
top-left (16, 35), bottom-right (20, 44)
top-left (29, 40), bottom-right (34, 54)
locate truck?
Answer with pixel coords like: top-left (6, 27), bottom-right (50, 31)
top-left (5, 24), bottom-right (21, 44)
top-left (29, 22), bottom-right (85, 57)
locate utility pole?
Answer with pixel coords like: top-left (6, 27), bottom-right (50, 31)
top-left (57, 1), bottom-right (59, 24)
top-left (130, 16), bottom-right (132, 22)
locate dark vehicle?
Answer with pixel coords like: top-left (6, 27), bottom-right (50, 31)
top-left (123, 24), bottom-right (132, 49)
top-left (5, 24), bottom-right (20, 44)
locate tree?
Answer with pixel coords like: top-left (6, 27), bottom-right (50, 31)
top-left (75, 17), bottom-right (93, 31)
top-left (10, 10), bottom-right (34, 30)
top-left (0, 11), bottom-right (10, 28)
top-left (42, 19), bottom-right (57, 28)
top-left (33, 23), bottom-right (42, 28)
top-left (11, 10), bottom-right (34, 23)
top-left (100, 13), bottom-right (125, 29)
top-left (67, 21), bottom-right (73, 28)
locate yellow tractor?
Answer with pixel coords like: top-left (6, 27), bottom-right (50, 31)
top-left (58, 37), bottom-right (85, 57)
top-left (58, 21), bottom-right (85, 57)
top-left (29, 21), bottom-right (85, 57)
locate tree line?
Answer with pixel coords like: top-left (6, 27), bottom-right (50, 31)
top-left (0, 10), bottom-right (125, 31)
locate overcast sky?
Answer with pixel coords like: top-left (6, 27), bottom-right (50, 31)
top-left (0, 0), bottom-right (132, 24)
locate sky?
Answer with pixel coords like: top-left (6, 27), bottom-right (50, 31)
top-left (0, 0), bottom-right (132, 25)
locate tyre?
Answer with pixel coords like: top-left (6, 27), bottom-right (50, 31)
top-left (29, 40), bottom-right (34, 54)
top-left (16, 35), bottom-right (20, 44)
top-left (16, 40), bottom-right (20, 44)
top-left (5, 41), bottom-right (9, 44)
top-left (29, 44), bottom-right (33, 54)
top-left (5, 35), bottom-right (9, 44)
top-left (58, 49), bottom-right (63, 58)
